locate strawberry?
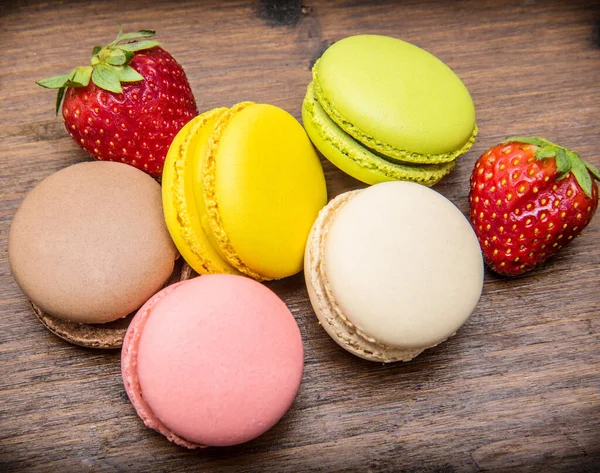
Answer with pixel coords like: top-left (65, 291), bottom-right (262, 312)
top-left (469, 137), bottom-right (600, 276)
top-left (37, 28), bottom-right (198, 177)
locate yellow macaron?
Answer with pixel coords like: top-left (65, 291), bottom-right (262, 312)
top-left (163, 102), bottom-right (327, 281)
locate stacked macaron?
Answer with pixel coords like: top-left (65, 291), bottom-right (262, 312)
top-left (9, 31), bottom-right (493, 451)
top-left (302, 35), bottom-right (477, 186)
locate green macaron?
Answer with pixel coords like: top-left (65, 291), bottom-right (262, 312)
top-left (302, 35), bottom-right (477, 185)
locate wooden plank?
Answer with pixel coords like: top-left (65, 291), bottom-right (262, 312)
top-left (1, 0), bottom-right (599, 471)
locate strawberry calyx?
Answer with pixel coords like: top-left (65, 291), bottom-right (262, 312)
top-left (502, 136), bottom-right (600, 198)
top-left (36, 27), bottom-right (160, 114)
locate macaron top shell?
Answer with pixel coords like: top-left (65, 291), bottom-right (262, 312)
top-left (9, 161), bottom-right (177, 324)
top-left (204, 103), bottom-right (327, 280)
top-left (314, 35), bottom-right (476, 156)
top-left (123, 274), bottom-right (304, 447)
top-left (323, 181), bottom-right (483, 349)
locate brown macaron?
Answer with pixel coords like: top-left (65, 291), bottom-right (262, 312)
top-left (8, 161), bottom-right (179, 348)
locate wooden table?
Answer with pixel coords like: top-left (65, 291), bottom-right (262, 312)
top-left (1, 1), bottom-right (599, 471)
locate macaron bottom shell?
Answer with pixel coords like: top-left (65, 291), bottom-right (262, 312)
top-left (31, 302), bottom-right (132, 349)
top-left (121, 274), bottom-right (304, 448)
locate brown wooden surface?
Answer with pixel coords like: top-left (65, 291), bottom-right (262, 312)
top-left (1, 1), bottom-right (599, 472)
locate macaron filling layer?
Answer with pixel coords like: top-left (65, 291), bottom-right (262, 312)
top-left (303, 82), bottom-right (457, 186)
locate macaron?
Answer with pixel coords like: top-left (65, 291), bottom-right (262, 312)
top-left (305, 181), bottom-right (484, 362)
top-left (302, 35), bottom-right (477, 185)
top-left (8, 161), bottom-right (178, 348)
top-left (162, 102), bottom-right (327, 281)
top-left (121, 274), bottom-right (304, 448)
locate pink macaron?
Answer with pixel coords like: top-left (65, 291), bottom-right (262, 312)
top-left (121, 274), bottom-right (304, 448)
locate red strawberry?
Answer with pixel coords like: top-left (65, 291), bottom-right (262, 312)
top-left (469, 137), bottom-right (599, 276)
top-left (37, 28), bottom-right (198, 177)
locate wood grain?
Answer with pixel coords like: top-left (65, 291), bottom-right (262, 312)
top-left (1, 1), bottom-right (599, 472)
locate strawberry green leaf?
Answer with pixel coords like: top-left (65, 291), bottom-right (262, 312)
top-left (116, 65), bottom-right (144, 82)
top-left (91, 45), bottom-right (102, 57)
top-left (55, 87), bottom-right (66, 115)
top-left (71, 66), bottom-right (92, 87)
top-left (38, 68), bottom-right (91, 114)
top-left (503, 136), bottom-right (547, 147)
top-left (569, 152), bottom-right (593, 197)
top-left (91, 64), bottom-right (122, 93)
top-left (36, 73), bottom-right (71, 89)
top-left (119, 40), bottom-right (159, 52)
top-left (554, 147), bottom-right (571, 176)
top-left (583, 161), bottom-right (600, 181)
top-left (534, 146), bottom-right (556, 159)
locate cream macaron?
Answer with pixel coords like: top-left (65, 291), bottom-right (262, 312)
top-left (305, 181), bottom-right (484, 362)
